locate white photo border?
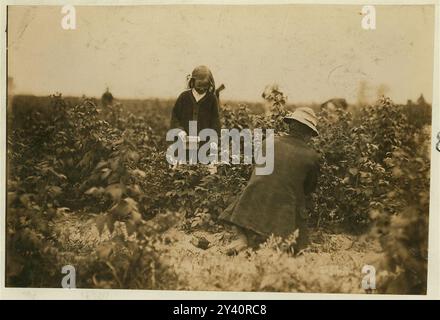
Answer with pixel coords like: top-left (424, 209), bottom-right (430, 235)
top-left (0, 0), bottom-right (439, 300)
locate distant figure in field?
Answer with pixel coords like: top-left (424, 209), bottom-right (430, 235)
top-left (101, 88), bottom-right (114, 107)
top-left (321, 98), bottom-right (348, 123)
top-left (320, 98), bottom-right (348, 111)
top-left (170, 65), bottom-right (221, 139)
top-left (219, 107), bottom-right (320, 255)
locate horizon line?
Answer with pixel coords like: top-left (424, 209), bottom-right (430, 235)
top-left (7, 90), bottom-right (432, 106)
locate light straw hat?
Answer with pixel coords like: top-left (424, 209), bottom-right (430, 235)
top-left (283, 107), bottom-right (319, 136)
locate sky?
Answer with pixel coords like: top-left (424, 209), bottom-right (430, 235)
top-left (7, 5), bottom-right (435, 104)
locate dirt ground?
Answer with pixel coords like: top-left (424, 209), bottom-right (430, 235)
top-left (159, 226), bottom-right (384, 293)
top-left (54, 213), bottom-right (384, 293)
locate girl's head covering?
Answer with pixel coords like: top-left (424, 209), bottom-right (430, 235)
top-left (188, 65), bottom-right (216, 93)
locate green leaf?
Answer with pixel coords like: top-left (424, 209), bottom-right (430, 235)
top-left (130, 169), bottom-right (146, 178)
top-left (96, 214), bottom-right (108, 235)
top-left (348, 168), bottom-right (358, 176)
top-left (125, 221), bottom-right (137, 236)
top-left (101, 168), bottom-right (112, 180)
top-left (105, 184), bottom-right (124, 202)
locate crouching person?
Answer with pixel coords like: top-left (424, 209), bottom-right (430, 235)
top-left (219, 107), bottom-right (320, 255)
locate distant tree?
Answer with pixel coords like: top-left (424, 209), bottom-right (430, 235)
top-left (101, 87), bottom-right (114, 107)
top-left (417, 94), bottom-right (427, 107)
top-left (405, 94), bottom-right (431, 128)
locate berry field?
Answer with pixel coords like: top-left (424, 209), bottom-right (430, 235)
top-left (6, 89), bottom-right (431, 294)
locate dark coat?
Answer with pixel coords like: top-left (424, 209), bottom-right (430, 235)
top-left (219, 135), bottom-right (320, 238)
top-left (170, 90), bottom-right (221, 135)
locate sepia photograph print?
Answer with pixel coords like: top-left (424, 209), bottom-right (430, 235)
top-left (2, 1), bottom-right (439, 297)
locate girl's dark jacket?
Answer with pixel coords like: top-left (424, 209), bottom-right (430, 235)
top-left (219, 135), bottom-right (320, 238)
top-left (170, 90), bottom-right (221, 135)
